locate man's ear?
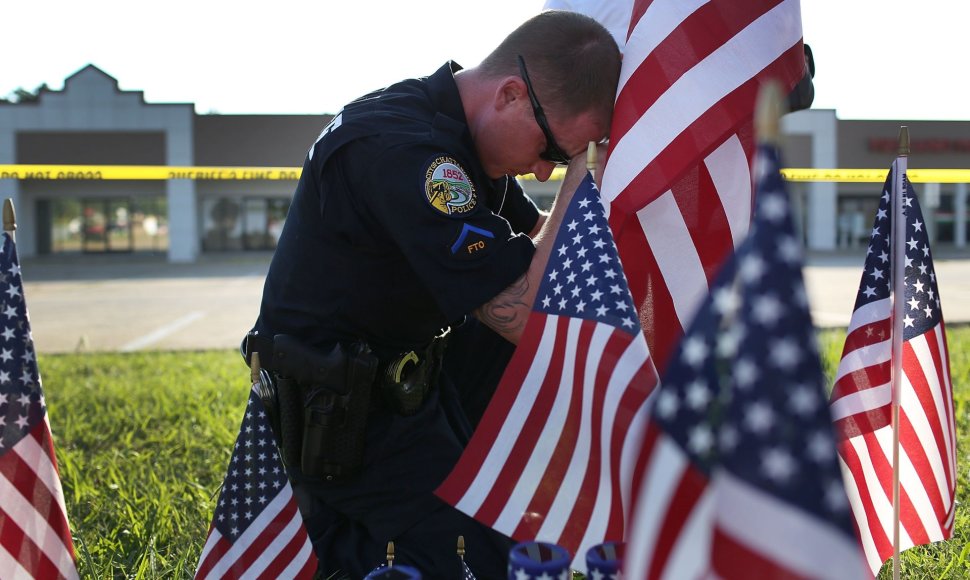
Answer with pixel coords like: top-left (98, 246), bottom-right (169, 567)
top-left (494, 76), bottom-right (527, 111)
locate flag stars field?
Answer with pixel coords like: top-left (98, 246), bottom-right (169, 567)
top-left (537, 195), bottom-right (638, 327)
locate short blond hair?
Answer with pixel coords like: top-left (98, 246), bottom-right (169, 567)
top-left (480, 10), bottom-right (621, 123)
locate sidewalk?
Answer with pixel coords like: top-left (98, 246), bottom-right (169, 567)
top-left (18, 249), bottom-right (970, 354)
top-left (803, 248), bottom-right (970, 328)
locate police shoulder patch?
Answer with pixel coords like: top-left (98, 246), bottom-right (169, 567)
top-left (424, 156), bottom-right (477, 217)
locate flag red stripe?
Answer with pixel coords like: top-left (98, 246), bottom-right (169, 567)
top-left (35, 427), bottom-right (75, 556)
top-left (195, 530), bottom-right (228, 580)
top-left (0, 505), bottom-right (62, 580)
top-left (830, 317), bottom-right (893, 439)
top-left (631, 419), bottom-right (661, 503)
top-left (840, 319), bottom-right (892, 357)
top-left (473, 317), bottom-right (569, 524)
top-left (434, 315), bottom-right (547, 503)
top-left (831, 362), bottom-right (891, 403)
top-left (837, 439), bottom-right (894, 565)
top-left (603, 354), bottom-right (657, 538)
top-left (612, 44), bottom-right (803, 212)
top-left (611, 211), bottom-right (681, 371)
top-left (711, 525), bottom-right (805, 580)
top-left (556, 330), bottom-right (634, 551)
top-left (864, 426), bottom-right (934, 548)
top-left (294, 557), bottom-right (317, 579)
top-left (2, 429), bottom-right (74, 553)
top-left (608, 210), bottom-right (648, 308)
top-left (897, 341), bottom-right (954, 533)
top-left (612, 0), bottom-right (784, 143)
top-left (628, 0), bottom-right (650, 39)
top-left (647, 458), bottom-right (709, 579)
top-left (261, 524), bottom-right (314, 579)
top-left (223, 496), bottom-right (303, 577)
top-left (0, 429), bottom-right (76, 578)
top-left (672, 163), bottom-right (736, 281)
top-left (916, 327), bottom-right (956, 491)
top-left (510, 320), bottom-right (596, 540)
top-left (859, 422), bottom-right (937, 550)
top-left (0, 430), bottom-right (71, 536)
top-left (832, 401), bottom-right (892, 442)
top-left (903, 336), bottom-right (953, 495)
top-left (893, 412), bottom-right (935, 547)
top-left (939, 324), bottom-right (957, 476)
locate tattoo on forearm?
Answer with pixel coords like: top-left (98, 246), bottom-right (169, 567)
top-left (476, 274), bottom-right (530, 338)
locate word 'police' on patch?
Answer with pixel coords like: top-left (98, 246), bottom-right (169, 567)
top-left (424, 156), bottom-right (476, 216)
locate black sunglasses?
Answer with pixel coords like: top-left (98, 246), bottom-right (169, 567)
top-left (517, 55), bottom-right (572, 165)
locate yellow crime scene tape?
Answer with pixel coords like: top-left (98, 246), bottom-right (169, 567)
top-left (0, 165), bottom-right (968, 183)
top-left (0, 165), bottom-right (301, 181)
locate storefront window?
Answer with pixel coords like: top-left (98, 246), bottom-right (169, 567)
top-left (48, 196), bottom-right (167, 254)
top-left (836, 195), bottom-right (879, 249)
top-left (51, 198), bottom-right (82, 253)
top-left (132, 196), bottom-right (169, 252)
top-left (203, 196), bottom-right (289, 252)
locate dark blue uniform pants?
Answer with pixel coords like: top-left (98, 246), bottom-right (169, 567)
top-left (292, 372), bottom-right (512, 579)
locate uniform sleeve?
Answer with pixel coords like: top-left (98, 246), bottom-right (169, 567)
top-left (355, 142), bottom-right (536, 322)
top-left (499, 178), bottom-right (542, 235)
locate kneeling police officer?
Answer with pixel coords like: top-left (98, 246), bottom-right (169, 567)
top-left (245, 10), bottom-right (621, 579)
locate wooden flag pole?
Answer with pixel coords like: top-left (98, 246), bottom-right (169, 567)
top-left (890, 125), bottom-right (909, 580)
top-left (3, 198), bottom-right (16, 241)
top-left (586, 141), bottom-right (597, 181)
top-left (755, 80), bottom-right (784, 144)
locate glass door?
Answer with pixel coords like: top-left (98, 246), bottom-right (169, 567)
top-left (106, 199), bottom-right (133, 252)
top-left (81, 198), bottom-right (133, 253)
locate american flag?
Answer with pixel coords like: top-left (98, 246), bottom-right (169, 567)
top-left (625, 144), bottom-right (869, 578)
top-left (195, 388), bottom-right (317, 579)
top-left (436, 173), bottom-right (658, 569)
top-left (0, 231), bottom-right (79, 580)
top-left (599, 0), bottom-right (807, 372)
top-left (829, 161), bottom-right (956, 574)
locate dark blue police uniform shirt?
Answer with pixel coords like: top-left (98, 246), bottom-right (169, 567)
top-left (253, 62), bottom-right (540, 359)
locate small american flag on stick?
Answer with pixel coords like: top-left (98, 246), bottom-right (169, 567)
top-left (829, 157), bottom-right (956, 575)
top-left (0, 228), bottom-right (79, 580)
top-left (195, 366), bottom-right (317, 579)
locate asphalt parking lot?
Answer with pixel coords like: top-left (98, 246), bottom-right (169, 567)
top-left (21, 252), bottom-right (271, 354)
top-left (19, 249), bottom-right (970, 355)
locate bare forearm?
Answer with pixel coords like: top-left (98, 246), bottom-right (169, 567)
top-left (475, 152), bottom-right (594, 344)
top-left (473, 273), bottom-right (531, 342)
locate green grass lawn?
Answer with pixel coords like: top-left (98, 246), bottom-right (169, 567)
top-left (40, 328), bottom-right (970, 579)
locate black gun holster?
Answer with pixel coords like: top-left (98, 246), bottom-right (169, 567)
top-left (251, 333), bottom-right (378, 482)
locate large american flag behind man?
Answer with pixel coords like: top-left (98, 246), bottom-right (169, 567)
top-left (0, 231), bottom-right (78, 580)
top-left (829, 162), bottom-right (956, 574)
top-left (195, 387), bottom-right (317, 579)
top-left (436, 173), bottom-right (658, 568)
top-left (598, 0), bottom-right (807, 372)
top-left (625, 143), bottom-right (868, 579)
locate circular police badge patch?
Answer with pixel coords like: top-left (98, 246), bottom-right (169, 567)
top-left (424, 156), bottom-right (477, 216)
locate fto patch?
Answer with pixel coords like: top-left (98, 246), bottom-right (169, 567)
top-left (450, 223), bottom-right (495, 258)
top-left (424, 156), bottom-right (477, 217)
